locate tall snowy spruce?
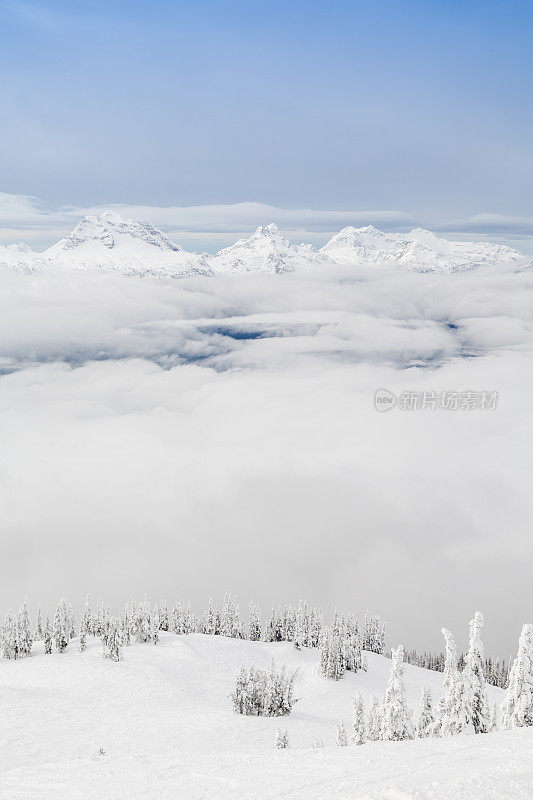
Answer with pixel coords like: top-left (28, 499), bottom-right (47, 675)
top-left (415, 686), bottom-right (434, 738)
top-left (363, 612), bottom-right (386, 654)
top-left (1, 610), bottom-right (18, 659)
top-left (248, 601), bottom-right (262, 642)
top-left (463, 612), bottom-right (490, 734)
top-left (53, 598), bottom-right (72, 653)
top-left (81, 594), bottom-right (93, 636)
top-left (352, 692), bottom-right (366, 745)
top-left (17, 598), bottom-right (32, 658)
top-left (43, 611), bottom-right (53, 654)
top-left (501, 623), bottom-right (533, 729)
top-left (435, 627), bottom-right (469, 736)
top-left (33, 605), bottom-right (44, 642)
top-left (380, 645), bottom-right (413, 741)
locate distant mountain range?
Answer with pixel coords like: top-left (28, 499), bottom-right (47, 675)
top-left (0, 211), bottom-right (527, 278)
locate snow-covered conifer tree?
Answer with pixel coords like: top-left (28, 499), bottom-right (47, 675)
top-left (463, 612), bottom-right (490, 734)
top-left (336, 718), bottom-right (348, 746)
top-left (43, 612), bottom-right (52, 654)
top-left (103, 617), bottom-right (123, 662)
top-left (380, 645), bottom-right (413, 741)
top-left (220, 592), bottom-right (244, 639)
top-left (320, 628), bottom-right (345, 680)
top-left (33, 605), bottom-right (44, 642)
top-left (119, 610), bottom-right (131, 646)
top-left (363, 612), bottom-right (386, 654)
top-left (53, 599), bottom-right (70, 653)
top-left (202, 597), bottom-right (218, 636)
top-left (415, 686), bottom-right (434, 738)
top-left (81, 594), bottom-right (93, 636)
top-left (159, 599), bottom-right (169, 631)
top-left (312, 736), bottom-right (325, 748)
top-left (488, 701), bottom-right (497, 732)
top-left (248, 601), bottom-right (262, 641)
top-left (352, 692), bottom-right (366, 744)
top-left (17, 598), bottom-right (32, 657)
top-left (275, 727), bottom-right (289, 749)
top-left (437, 627), bottom-right (469, 736)
top-left (367, 695), bottom-right (381, 741)
top-left (79, 622), bottom-right (87, 652)
top-left (501, 623), bottom-right (533, 729)
top-left (1, 610), bottom-right (18, 659)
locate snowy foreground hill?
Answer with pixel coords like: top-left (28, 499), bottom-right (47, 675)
top-left (0, 211), bottom-right (528, 277)
top-left (1, 633), bottom-right (531, 800)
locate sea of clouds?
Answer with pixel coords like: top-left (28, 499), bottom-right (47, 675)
top-left (0, 260), bottom-right (531, 654)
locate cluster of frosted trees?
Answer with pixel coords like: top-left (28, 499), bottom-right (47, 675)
top-left (399, 648), bottom-right (510, 689)
top-left (333, 613), bottom-right (533, 746)
top-left (1, 593), bottom-right (385, 666)
top-left (231, 661), bottom-right (295, 716)
top-left (320, 611), bottom-right (369, 680)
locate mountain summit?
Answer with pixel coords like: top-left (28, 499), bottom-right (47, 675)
top-left (206, 223), bottom-right (319, 274)
top-left (44, 211), bottom-right (212, 278)
top-left (320, 225), bottom-right (524, 272)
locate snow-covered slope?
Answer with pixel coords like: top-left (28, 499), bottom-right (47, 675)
top-left (320, 225), bottom-right (525, 272)
top-left (0, 632), bottom-right (518, 800)
top-left (44, 211), bottom-right (212, 278)
top-left (207, 223), bottom-right (321, 274)
top-left (0, 243), bottom-right (43, 274)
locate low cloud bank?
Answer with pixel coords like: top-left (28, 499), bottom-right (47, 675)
top-left (0, 263), bottom-right (531, 655)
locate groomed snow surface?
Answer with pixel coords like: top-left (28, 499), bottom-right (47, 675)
top-left (1, 633), bottom-right (531, 799)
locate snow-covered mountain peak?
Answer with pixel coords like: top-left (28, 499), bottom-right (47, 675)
top-left (207, 223), bottom-right (318, 274)
top-left (46, 211), bottom-right (184, 255)
top-left (41, 212), bottom-right (212, 279)
top-left (320, 224), bottom-right (525, 272)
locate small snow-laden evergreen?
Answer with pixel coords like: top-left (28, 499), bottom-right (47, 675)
top-left (501, 623), bottom-right (533, 729)
top-left (275, 727), bottom-right (289, 749)
top-left (352, 692), bottom-right (366, 745)
top-left (367, 695), bottom-right (382, 741)
top-left (463, 612), bottom-right (491, 734)
top-left (230, 660), bottom-right (296, 717)
top-left (103, 617), bottom-right (123, 662)
top-left (336, 718), bottom-right (348, 746)
top-left (415, 686), bottom-right (434, 738)
top-left (380, 645), bottom-right (413, 741)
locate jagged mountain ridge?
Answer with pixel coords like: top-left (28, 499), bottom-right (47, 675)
top-left (205, 223), bottom-right (320, 274)
top-left (320, 225), bottom-right (524, 272)
top-left (0, 213), bottom-right (526, 277)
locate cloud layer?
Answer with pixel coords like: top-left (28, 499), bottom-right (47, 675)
top-left (0, 260), bottom-right (532, 655)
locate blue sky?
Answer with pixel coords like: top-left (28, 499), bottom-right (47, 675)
top-left (1, 0), bottom-right (533, 249)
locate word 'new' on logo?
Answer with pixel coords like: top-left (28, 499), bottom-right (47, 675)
top-left (375, 388), bottom-right (396, 412)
